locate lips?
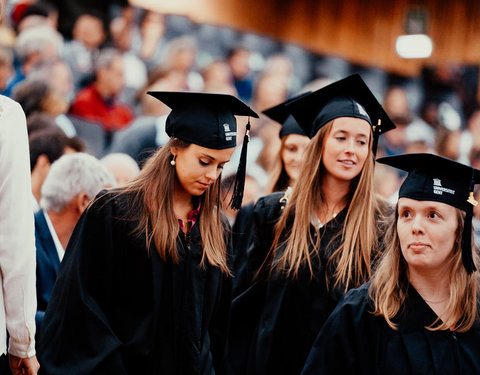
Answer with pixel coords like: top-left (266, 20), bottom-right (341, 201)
top-left (408, 242), bottom-right (429, 251)
top-left (338, 159), bottom-right (356, 166)
top-left (197, 182), bottom-right (210, 189)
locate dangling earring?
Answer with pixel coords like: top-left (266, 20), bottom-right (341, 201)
top-left (170, 154), bottom-right (176, 166)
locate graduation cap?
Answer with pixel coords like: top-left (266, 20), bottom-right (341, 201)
top-left (262, 92), bottom-right (311, 138)
top-left (147, 91), bottom-right (259, 209)
top-left (377, 153), bottom-right (480, 274)
top-left (285, 74), bottom-right (396, 155)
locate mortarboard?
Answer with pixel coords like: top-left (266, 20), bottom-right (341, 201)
top-left (147, 91), bottom-right (258, 149)
top-left (377, 153), bottom-right (480, 274)
top-left (285, 74), bottom-right (396, 155)
top-left (262, 92), bottom-right (311, 138)
top-left (147, 91), bottom-right (259, 209)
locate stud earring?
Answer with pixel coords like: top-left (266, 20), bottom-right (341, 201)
top-left (170, 155), bottom-right (176, 166)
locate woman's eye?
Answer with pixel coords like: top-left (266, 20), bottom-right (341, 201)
top-left (217, 164), bottom-right (224, 170)
top-left (429, 212), bottom-right (439, 219)
top-left (199, 160), bottom-right (209, 166)
top-left (357, 140), bottom-right (367, 146)
top-left (400, 210), bottom-right (411, 218)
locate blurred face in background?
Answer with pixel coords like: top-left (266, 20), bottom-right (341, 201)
top-left (281, 134), bottom-right (310, 185)
top-left (97, 55), bottom-right (125, 98)
top-left (73, 14), bottom-right (106, 49)
top-left (229, 49), bottom-right (250, 79)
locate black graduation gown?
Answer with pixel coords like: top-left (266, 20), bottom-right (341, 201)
top-left (230, 202), bottom-right (255, 298)
top-left (38, 191), bottom-right (232, 375)
top-left (228, 192), bottom-right (353, 375)
top-left (302, 283), bottom-right (480, 375)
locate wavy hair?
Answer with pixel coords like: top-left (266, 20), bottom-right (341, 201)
top-left (370, 207), bottom-right (480, 332)
top-left (264, 120), bottom-right (385, 290)
top-left (265, 136), bottom-right (291, 194)
top-left (117, 138), bottom-right (230, 274)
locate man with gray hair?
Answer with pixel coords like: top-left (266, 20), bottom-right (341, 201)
top-left (3, 25), bottom-right (63, 97)
top-left (34, 153), bottom-right (116, 333)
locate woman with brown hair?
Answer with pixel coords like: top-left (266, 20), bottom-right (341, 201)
top-left (263, 93), bottom-right (310, 194)
top-left (302, 153), bottom-right (480, 374)
top-left (228, 74), bottom-right (395, 374)
top-left (38, 92), bottom-right (258, 374)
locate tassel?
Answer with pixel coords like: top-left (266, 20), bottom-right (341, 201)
top-left (372, 118), bottom-right (381, 157)
top-left (462, 169), bottom-right (477, 274)
top-left (229, 119), bottom-right (251, 210)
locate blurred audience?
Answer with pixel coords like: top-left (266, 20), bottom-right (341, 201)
top-left (4, 24), bottom-right (62, 96)
top-left (61, 11), bottom-right (106, 90)
top-left (28, 127), bottom-right (71, 212)
top-left (227, 46), bottom-right (254, 102)
top-left (100, 152), bottom-right (139, 185)
top-left (69, 47), bottom-right (134, 139)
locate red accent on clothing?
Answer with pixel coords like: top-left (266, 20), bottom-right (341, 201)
top-left (69, 85), bottom-right (134, 131)
top-left (177, 200), bottom-right (201, 233)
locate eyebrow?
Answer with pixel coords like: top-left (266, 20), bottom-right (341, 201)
top-left (398, 204), bottom-right (446, 213)
top-left (333, 129), bottom-right (369, 138)
top-left (200, 153), bottom-right (215, 161)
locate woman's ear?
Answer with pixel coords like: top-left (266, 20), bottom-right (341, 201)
top-left (170, 146), bottom-right (178, 156)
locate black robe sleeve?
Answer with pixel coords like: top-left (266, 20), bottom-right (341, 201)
top-left (227, 193), bottom-right (285, 374)
top-left (38, 192), bottom-right (137, 375)
top-left (38, 192), bottom-right (233, 375)
top-left (302, 283), bottom-right (480, 375)
top-left (301, 284), bottom-right (377, 375)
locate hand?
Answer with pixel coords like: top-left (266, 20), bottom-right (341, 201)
top-left (9, 354), bottom-right (40, 375)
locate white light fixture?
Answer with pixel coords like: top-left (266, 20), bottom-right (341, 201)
top-left (396, 6), bottom-right (433, 59)
top-left (395, 34), bottom-right (433, 59)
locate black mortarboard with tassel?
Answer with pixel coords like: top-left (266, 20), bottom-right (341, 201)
top-left (377, 153), bottom-right (480, 274)
top-left (285, 74), bottom-right (396, 155)
top-left (147, 91), bottom-right (258, 209)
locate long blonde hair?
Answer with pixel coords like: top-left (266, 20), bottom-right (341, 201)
top-left (265, 120), bottom-right (383, 290)
top-left (370, 207), bottom-right (480, 332)
top-left (265, 137), bottom-right (290, 194)
top-left (118, 138), bottom-right (230, 274)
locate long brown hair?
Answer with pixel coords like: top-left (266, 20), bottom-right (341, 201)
top-left (118, 138), bottom-right (230, 274)
top-left (266, 120), bottom-right (383, 290)
top-left (370, 207), bottom-right (480, 332)
top-left (265, 136), bottom-right (290, 194)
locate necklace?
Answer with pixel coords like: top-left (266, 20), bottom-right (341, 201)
top-left (422, 296), bottom-right (449, 304)
top-left (319, 202), bottom-right (343, 222)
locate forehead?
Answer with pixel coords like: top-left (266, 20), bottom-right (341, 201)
top-left (186, 143), bottom-right (235, 160)
top-left (283, 133), bottom-right (309, 145)
top-left (331, 117), bottom-right (371, 135)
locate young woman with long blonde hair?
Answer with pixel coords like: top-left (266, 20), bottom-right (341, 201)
top-left (228, 74), bottom-right (395, 374)
top-left (303, 153), bottom-right (480, 374)
top-left (38, 92), bottom-right (258, 375)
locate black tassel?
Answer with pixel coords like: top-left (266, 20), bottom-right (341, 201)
top-left (462, 169), bottom-right (477, 274)
top-left (229, 120), bottom-right (251, 210)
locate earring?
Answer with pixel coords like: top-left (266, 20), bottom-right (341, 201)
top-left (170, 155), bottom-right (176, 166)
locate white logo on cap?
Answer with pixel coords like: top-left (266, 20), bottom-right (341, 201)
top-left (433, 178), bottom-right (455, 196)
top-left (223, 123), bottom-right (235, 141)
top-left (356, 103), bottom-right (369, 117)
